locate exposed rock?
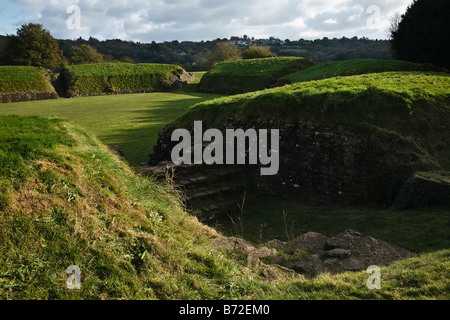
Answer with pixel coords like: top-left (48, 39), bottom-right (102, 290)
top-left (265, 239), bottom-right (288, 250)
top-left (213, 230), bottom-right (412, 277)
top-left (342, 257), bottom-right (365, 271)
top-left (211, 236), bottom-right (255, 255)
top-left (0, 91), bottom-right (58, 103)
top-left (325, 229), bottom-right (413, 266)
top-left (286, 232), bottom-right (328, 252)
top-left (394, 171), bottom-right (450, 209)
top-left (164, 69), bottom-right (195, 90)
top-left (325, 248), bottom-right (352, 260)
top-left (110, 145), bottom-right (124, 157)
top-left (287, 254), bottom-right (325, 275)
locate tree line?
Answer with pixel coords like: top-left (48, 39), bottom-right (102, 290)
top-left (0, 0), bottom-right (448, 71)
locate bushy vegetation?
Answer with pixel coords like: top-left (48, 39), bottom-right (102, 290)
top-left (69, 44), bottom-right (104, 65)
top-left (197, 57), bottom-right (315, 94)
top-left (0, 115), bottom-right (448, 299)
top-left (62, 62), bottom-right (186, 97)
top-left (0, 66), bottom-right (55, 94)
top-left (2, 23), bottom-right (62, 69)
top-left (390, 0), bottom-right (450, 69)
top-left (281, 59), bottom-right (421, 84)
top-left (242, 46), bottom-right (276, 59)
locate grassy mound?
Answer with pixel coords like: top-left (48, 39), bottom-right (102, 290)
top-left (281, 59), bottom-right (429, 84)
top-left (0, 115), bottom-right (448, 299)
top-left (0, 66), bottom-right (56, 103)
top-left (197, 57), bottom-right (315, 94)
top-left (62, 62), bottom-right (191, 97)
top-left (180, 72), bottom-right (450, 161)
top-left (175, 71), bottom-right (450, 203)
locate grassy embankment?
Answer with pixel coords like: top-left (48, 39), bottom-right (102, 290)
top-left (0, 115), bottom-right (448, 299)
top-left (197, 57), bottom-right (315, 94)
top-left (0, 66), bottom-right (57, 102)
top-left (281, 59), bottom-right (422, 83)
top-left (62, 62), bottom-right (189, 97)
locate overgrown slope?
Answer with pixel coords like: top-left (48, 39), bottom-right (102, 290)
top-left (0, 66), bottom-right (57, 103)
top-left (281, 59), bottom-right (425, 84)
top-left (197, 57), bottom-right (315, 94)
top-left (180, 72), bottom-right (450, 164)
top-left (0, 115), bottom-right (448, 299)
top-left (62, 62), bottom-right (193, 97)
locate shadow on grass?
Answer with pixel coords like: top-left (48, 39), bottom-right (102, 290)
top-left (101, 91), bottom-right (223, 166)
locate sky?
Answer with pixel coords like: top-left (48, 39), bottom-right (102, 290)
top-left (0, 0), bottom-right (412, 42)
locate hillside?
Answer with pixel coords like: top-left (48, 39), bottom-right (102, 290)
top-left (61, 62), bottom-right (193, 97)
top-left (0, 66), bottom-right (57, 103)
top-left (281, 59), bottom-right (425, 84)
top-left (0, 115), bottom-right (448, 299)
top-left (197, 57), bottom-right (315, 94)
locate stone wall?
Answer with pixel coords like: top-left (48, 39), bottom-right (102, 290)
top-left (0, 91), bottom-right (58, 103)
top-left (149, 115), bottom-right (432, 217)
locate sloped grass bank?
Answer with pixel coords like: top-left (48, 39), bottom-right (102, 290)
top-left (281, 59), bottom-right (424, 84)
top-left (197, 57), bottom-right (315, 94)
top-left (0, 66), bottom-right (57, 103)
top-left (62, 62), bottom-right (192, 97)
top-left (180, 72), bottom-right (450, 166)
top-left (0, 115), bottom-right (448, 299)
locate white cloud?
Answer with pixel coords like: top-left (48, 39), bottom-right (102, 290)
top-left (2, 0), bottom-right (413, 41)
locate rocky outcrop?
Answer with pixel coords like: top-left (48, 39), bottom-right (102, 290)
top-left (394, 171), bottom-right (450, 209)
top-left (164, 69), bottom-right (195, 90)
top-left (213, 230), bottom-right (413, 277)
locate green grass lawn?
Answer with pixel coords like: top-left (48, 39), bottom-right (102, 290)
top-left (0, 72), bottom-right (222, 166)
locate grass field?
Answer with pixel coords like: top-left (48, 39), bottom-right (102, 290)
top-left (0, 72), bottom-right (221, 166)
top-left (0, 66), bottom-right (55, 94)
top-left (281, 59), bottom-right (420, 84)
top-left (198, 57), bottom-right (315, 94)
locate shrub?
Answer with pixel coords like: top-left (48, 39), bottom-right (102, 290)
top-left (69, 44), bottom-right (104, 65)
top-left (242, 46), bottom-right (276, 59)
top-left (390, 0), bottom-right (450, 69)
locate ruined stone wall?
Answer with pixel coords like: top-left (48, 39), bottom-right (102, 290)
top-left (149, 116), bottom-right (429, 213)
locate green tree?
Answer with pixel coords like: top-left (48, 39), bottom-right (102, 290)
top-left (69, 44), bottom-right (104, 64)
top-left (6, 23), bottom-right (62, 68)
top-left (390, 0), bottom-right (450, 69)
top-left (206, 41), bottom-right (241, 68)
top-left (242, 46), bottom-right (276, 59)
